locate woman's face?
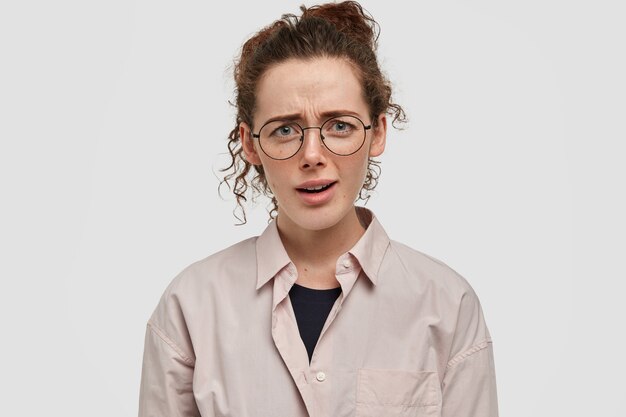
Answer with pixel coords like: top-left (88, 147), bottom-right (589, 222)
top-left (240, 57), bottom-right (386, 232)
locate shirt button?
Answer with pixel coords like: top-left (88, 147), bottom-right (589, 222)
top-left (316, 371), bottom-right (326, 382)
top-left (342, 260), bottom-right (350, 268)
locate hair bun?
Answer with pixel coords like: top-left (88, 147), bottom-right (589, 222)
top-left (300, 1), bottom-right (379, 50)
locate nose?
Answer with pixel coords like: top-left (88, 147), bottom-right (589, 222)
top-left (299, 127), bottom-right (326, 169)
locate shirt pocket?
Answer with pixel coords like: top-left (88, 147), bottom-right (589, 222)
top-left (355, 369), bottom-right (441, 417)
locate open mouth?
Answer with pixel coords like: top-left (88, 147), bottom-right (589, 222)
top-left (297, 182), bottom-right (337, 194)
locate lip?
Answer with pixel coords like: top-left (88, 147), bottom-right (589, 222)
top-left (295, 180), bottom-right (338, 206)
top-left (295, 179), bottom-right (337, 189)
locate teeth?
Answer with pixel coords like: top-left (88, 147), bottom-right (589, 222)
top-left (301, 183), bottom-right (333, 192)
top-left (305, 184), bottom-right (328, 191)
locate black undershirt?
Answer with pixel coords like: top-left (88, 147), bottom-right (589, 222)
top-left (289, 283), bottom-right (342, 363)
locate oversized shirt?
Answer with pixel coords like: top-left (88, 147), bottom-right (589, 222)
top-left (138, 206), bottom-right (499, 417)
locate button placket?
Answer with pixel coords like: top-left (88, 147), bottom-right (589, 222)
top-left (337, 255), bottom-right (353, 275)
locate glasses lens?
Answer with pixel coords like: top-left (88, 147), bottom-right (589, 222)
top-left (321, 116), bottom-right (366, 156)
top-left (259, 121), bottom-right (303, 159)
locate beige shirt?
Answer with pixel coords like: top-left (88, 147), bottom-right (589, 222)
top-left (138, 206), bottom-right (499, 417)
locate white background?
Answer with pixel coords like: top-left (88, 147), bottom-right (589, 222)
top-left (1, 0), bottom-right (624, 416)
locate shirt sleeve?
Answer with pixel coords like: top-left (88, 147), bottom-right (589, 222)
top-left (138, 270), bottom-right (201, 417)
top-left (441, 287), bottom-right (500, 417)
top-left (138, 320), bottom-right (201, 417)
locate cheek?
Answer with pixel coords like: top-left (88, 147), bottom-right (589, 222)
top-left (340, 157), bottom-right (369, 191)
top-left (261, 162), bottom-right (285, 194)
top-left (353, 153), bottom-right (370, 179)
top-left (266, 174), bottom-right (278, 192)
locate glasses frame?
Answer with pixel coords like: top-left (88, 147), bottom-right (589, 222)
top-left (251, 114), bottom-right (372, 160)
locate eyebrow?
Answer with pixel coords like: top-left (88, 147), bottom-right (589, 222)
top-left (263, 109), bottom-right (363, 124)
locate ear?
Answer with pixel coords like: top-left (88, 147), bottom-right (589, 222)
top-left (368, 113), bottom-right (387, 157)
top-left (240, 121), bottom-right (263, 165)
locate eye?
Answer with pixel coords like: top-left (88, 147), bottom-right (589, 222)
top-left (327, 118), bottom-right (356, 134)
top-left (269, 123), bottom-right (300, 138)
top-left (334, 121), bottom-right (348, 131)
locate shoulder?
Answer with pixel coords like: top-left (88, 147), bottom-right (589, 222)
top-left (167, 236), bottom-right (258, 293)
top-left (387, 239), bottom-right (478, 300)
top-left (386, 239), bottom-right (492, 350)
top-left (147, 236), bottom-right (258, 325)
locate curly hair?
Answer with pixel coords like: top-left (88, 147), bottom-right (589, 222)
top-left (218, 1), bottom-right (407, 225)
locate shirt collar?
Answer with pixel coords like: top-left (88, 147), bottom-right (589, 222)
top-left (348, 206), bottom-right (390, 285)
top-left (255, 218), bottom-right (293, 291)
top-left (255, 206), bottom-right (390, 290)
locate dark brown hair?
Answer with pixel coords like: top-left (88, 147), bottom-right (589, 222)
top-left (219, 1), bottom-right (406, 225)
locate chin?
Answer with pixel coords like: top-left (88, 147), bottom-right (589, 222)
top-left (279, 204), bottom-right (349, 232)
top-left (298, 218), bottom-right (341, 232)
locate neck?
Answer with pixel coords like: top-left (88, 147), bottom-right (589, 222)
top-left (276, 206), bottom-right (366, 273)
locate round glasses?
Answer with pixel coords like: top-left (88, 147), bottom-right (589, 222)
top-left (251, 115), bottom-right (372, 160)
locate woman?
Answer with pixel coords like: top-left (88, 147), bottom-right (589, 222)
top-left (138, 2), bottom-right (499, 417)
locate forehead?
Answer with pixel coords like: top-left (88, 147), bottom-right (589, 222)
top-left (254, 57), bottom-right (368, 123)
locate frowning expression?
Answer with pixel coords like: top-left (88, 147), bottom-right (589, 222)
top-left (240, 57), bottom-right (386, 232)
